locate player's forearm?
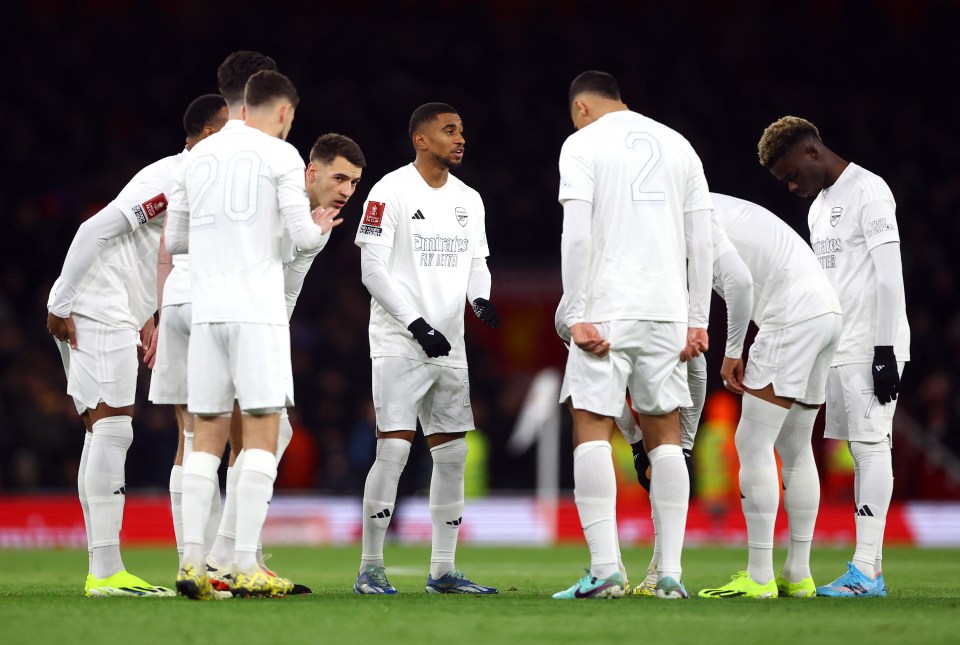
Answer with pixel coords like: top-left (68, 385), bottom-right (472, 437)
top-left (680, 353), bottom-right (707, 451)
top-left (466, 258), bottom-right (492, 303)
top-left (870, 241), bottom-right (904, 346)
top-left (714, 250), bottom-right (753, 358)
top-left (360, 244), bottom-right (420, 327)
top-left (560, 199), bottom-right (592, 326)
top-left (282, 248), bottom-right (322, 321)
top-left (685, 208), bottom-right (713, 328)
top-left (164, 208), bottom-right (189, 255)
top-left (49, 205), bottom-right (133, 316)
top-left (156, 221), bottom-right (173, 312)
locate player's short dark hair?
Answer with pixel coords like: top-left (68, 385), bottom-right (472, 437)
top-left (569, 71), bottom-right (621, 106)
top-left (310, 133), bottom-right (366, 168)
top-left (217, 51), bottom-right (278, 106)
top-left (182, 94), bottom-right (226, 137)
top-left (757, 116), bottom-right (822, 167)
top-left (409, 102), bottom-right (459, 138)
top-left (244, 70), bottom-right (299, 109)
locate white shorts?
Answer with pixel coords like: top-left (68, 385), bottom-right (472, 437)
top-left (148, 302), bottom-right (192, 405)
top-left (372, 357), bottom-right (475, 436)
top-left (824, 362), bottom-right (905, 442)
top-left (742, 313), bottom-right (842, 405)
top-left (187, 322), bottom-right (293, 416)
top-left (560, 320), bottom-right (691, 417)
top-left (55, 314), bottom-right (139, 415)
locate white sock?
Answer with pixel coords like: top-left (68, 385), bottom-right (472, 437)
top-left (648, 444), bottom-right (689, 582)
top-left (277, 410), bottom-right (293, 462)
top-left (736, 395), bottom-right (790, 585)
top-left (574, 441), bottom-right (618, 580)
top-left (183, 429), bottom-right (194, 459)
top-left (78, 431), bottom-right (93, 574)
top-left (87, 416), bottom-right (133, 579)
top-left (429, 438), bottom-right (467, 579)
top-left (234, 449), bottom-right (277, 574)
top-left (169, 465), bottom-right (184, 562)
top-left (182, 451), bottom-right (221, 569)
top-left (360, 438), bottom-right (410, 571)
top-left (647, 505), bottom-right (660, 575)
top-left (209, 455), bottom-right (242, 567)
top-left (850, 440), bottom-right (892, 579)
top-left (204, 481), bottom-right (222, 555)
top-left (775, 405), bottom-right (820, 582)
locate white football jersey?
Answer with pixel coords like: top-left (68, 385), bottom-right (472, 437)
top-left (808, 163), bottom-right (910, 365)
top-left (169, 120), bottom-right (310, 325)
top-left (558, 110), bottom-right (712, 323)
top-left (712, 193), bottom-right (841, 330)
top-left (49, 151), bottom-right (186, 330)
top-left (355, 164), bottom-right (489, 368)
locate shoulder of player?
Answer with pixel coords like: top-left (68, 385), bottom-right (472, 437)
top-left (849, 164), bottom-right (895, 204)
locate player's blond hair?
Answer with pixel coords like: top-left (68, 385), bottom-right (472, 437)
top-left (757, 116), bottom-right (821, 167)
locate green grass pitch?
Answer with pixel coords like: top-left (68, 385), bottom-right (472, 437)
top-left (1, 545), bottom-right (959, 644)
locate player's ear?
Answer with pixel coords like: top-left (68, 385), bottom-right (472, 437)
top-left (807, 144), bottom-right (819, 160)
top-left (241, 104), bottom-right (247, 120)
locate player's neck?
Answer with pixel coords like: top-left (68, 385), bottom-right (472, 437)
top-left (591, 101), bottom-right (629, 122)
top-left (413, 157), bottom-right (450, 188)
top-left (823, 152), bottom-right (849, 189)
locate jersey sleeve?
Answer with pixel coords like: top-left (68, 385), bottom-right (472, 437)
top-left (473, 195), bottom-right (490, 259)
top-left (712, 213), bottom-right (736, 258)
top-left (110, 168), bottom-right (172, 230)
top-left (859, 197), bottom-right (900, 251)
top-left (275, 145), bottom-right (310, 215)
top-left (354, 181), bottom-right (397, 248)
top-left (558, 137), bottom-right (594, 204)
top-left (682, 144), bottom-right (713, 214)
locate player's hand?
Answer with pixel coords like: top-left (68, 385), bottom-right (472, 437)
top-left (570, 322), bottom-right (610, 357)
top-left (720, 356), bottom-right (745, 395)
top-left (138, 317), bottom-right (156, 361)
top-left (471, 298), bottom-right (500, 329)
top-left (47, 312), bottom-right (77, 349)
top-left (143, 323), bottom-right (160, 369)
top-left (311, 206), bottom-right (343, 234)
top-left (408, 317), bottom-right (452, 358)
top-left (872, 345), bottom-right (899, 404)
top-left (680, 327), bottom-right (709, 362)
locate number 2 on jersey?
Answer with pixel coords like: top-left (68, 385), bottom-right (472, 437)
top-left (625, 132), bottom-right (665, 202)
top-left (190, 151), bottom-right (263, 226)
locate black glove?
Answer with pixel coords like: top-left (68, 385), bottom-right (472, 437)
top-left (631, 441), bottom-right (652, 492)
top-left (472, 297), bottom-right (500, 329)
top-left (408, 317), bottom-right (451, 358)
top-left (872, 345), bottom-right (899, 404)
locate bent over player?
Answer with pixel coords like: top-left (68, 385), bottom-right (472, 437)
top-left (353, 103), bottom-right (499, 595)
top-left (695, 194), bottom-right (842, 599)
top-left (760, 117), bottom-right (909, 598)
top-left (46, 94), bottom-right (228, 597)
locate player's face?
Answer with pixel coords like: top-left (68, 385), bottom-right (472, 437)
top-left (769, 144), bottom-right (826, 199)
top-left (305, 156), bottom-right (364, 210)
top-left (421, 114), bottom-right (465, 168)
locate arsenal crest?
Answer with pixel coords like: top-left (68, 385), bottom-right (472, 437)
top-left (456, 207), bottom-right (468, 227)
top-left (830, 207), bottom-right (843, 227)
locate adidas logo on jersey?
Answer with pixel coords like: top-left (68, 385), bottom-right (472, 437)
top-left (113, 486), bottom-right (126, 495)
top-left (412, 210), bottom-right (425, 220)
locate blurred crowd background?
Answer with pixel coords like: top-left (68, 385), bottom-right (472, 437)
top-left (2, 0), bottom-right (958, 501)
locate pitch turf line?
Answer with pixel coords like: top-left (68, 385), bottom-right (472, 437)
top-left (0, 546), bottom-right (958, 644)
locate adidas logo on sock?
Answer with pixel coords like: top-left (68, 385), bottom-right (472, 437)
top-left (371, 508), bottom-right (392, 519)
top-left (856, 504), bottom-right (874, 517)
top-left (412, 210), bottom-right (425, 220)
top-left (446, 517), bottom-right (462, 527)
top-left (113, 486), bottom-right (126, 495)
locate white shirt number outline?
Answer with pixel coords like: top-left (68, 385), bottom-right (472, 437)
top-left (190, 151), bottom-right (263, 227)
top-left (625, 132), bottom-right (665, 202)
